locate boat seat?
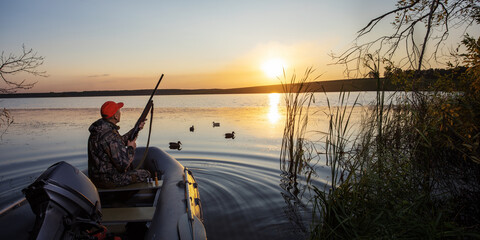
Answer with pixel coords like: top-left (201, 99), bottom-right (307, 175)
top-left (98, 181), bottom-right (163, 223)
top-left (97, 181), bottom-right (163, 193)
top-left (101, 206), bottom-right (156, 223)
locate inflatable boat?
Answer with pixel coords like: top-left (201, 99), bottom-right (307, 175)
top-left (0, 147), bottom-right (207, 240)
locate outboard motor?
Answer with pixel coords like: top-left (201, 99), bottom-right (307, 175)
top-left (23, 161), bottom-right (102, 240)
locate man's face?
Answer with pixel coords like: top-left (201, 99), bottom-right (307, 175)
top-left (114, 109), bottom-right (121, 122)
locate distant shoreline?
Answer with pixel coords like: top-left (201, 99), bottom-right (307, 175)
top-left (0, 78), bottom-right (395, 98)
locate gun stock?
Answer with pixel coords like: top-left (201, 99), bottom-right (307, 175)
top-left (128, 74), bottom-right (164, 141)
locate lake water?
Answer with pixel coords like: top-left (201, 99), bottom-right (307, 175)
top-left (0, 93), bottom-right (376, 240)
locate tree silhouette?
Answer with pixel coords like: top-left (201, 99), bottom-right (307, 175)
top-left (334, 0), bottom-right (479, 78)
top-left (0, 45), bottom-right (47, 138)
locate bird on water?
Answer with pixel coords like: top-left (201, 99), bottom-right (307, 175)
top-left (225, 131), bottom-right (235, 139)
top-left (169, 141), bottom-right (182, 150)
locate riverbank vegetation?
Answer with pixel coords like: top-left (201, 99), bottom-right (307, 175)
top-left (280, 36), bottom-right (480, 239)
top-left (311, 65), bottom-right (480, 239)
top-left (280, 1), bottom-right (480, 238)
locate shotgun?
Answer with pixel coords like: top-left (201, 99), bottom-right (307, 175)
top-left (128, 74), bottom-right (164, 141)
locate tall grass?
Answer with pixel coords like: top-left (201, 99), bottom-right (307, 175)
top-left (0, 108), bottom-right (14, 140)
top-left (280, 68), bottom-right (480, 239)
top-left (280, 67), bottom-right (317, 193)
top-left (279, 67), bottom-right (320, 235)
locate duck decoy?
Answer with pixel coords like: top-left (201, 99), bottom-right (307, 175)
top-left (225, 131), bottom-right (235, 139)
top-left (169, 141), bottom-right (182, 150)
top-left (190, 125), bottom-right (195, 132)
top-left (212, 122), bottom-right (220, 127)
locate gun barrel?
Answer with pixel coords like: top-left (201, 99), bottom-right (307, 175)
top-left (147, 74), bottom-right (164, 103)
top-left (129, 75), bottom-right (164, 141)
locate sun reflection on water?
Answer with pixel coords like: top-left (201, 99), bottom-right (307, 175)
top-left (268, 93), bottom-right (281, 124)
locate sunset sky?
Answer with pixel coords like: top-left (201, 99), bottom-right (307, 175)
top-left (1, 1), bottom-right (476, 93)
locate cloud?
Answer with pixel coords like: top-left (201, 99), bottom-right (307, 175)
top-left (87, 74), bottom-right (110, 78)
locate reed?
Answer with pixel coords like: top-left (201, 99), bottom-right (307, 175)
top-left (0, 108), bottom-right (14, 139)
top-left (279, 67), bottom-right (321, 235)
top-left (280, 67), bottom-right (319, 197)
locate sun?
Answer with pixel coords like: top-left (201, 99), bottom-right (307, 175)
top-left (262, 58), bottom-right (286, 78)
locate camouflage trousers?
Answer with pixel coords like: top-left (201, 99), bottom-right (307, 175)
top-left (92, 169), bottom-right (151, 189)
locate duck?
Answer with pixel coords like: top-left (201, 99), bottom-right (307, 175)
top-left (212, 122), bottom-right (220, 127)
top-left (225, 131), bottom-right (235, 139)
top-left (190, 125), bottom-right (195, 132)
top-left (169, 141), bottom-right (182, 150)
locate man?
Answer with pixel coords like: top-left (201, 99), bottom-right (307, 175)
top-left (88, 101), bottom-right (151, 188)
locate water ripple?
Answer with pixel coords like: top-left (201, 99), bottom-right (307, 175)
top-left (179, 156), bottom-right (309, 240)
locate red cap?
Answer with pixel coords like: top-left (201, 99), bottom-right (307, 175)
top-left (101, 101), bottom-right (124, 119)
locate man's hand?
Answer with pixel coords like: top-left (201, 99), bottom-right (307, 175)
top-left (127, 139), bottom-right (137, 150)
top-left (139, 119), bottom-right (147, 130)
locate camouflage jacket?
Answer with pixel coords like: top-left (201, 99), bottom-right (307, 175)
top-left (87, 118), bottom-right (135, 186)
